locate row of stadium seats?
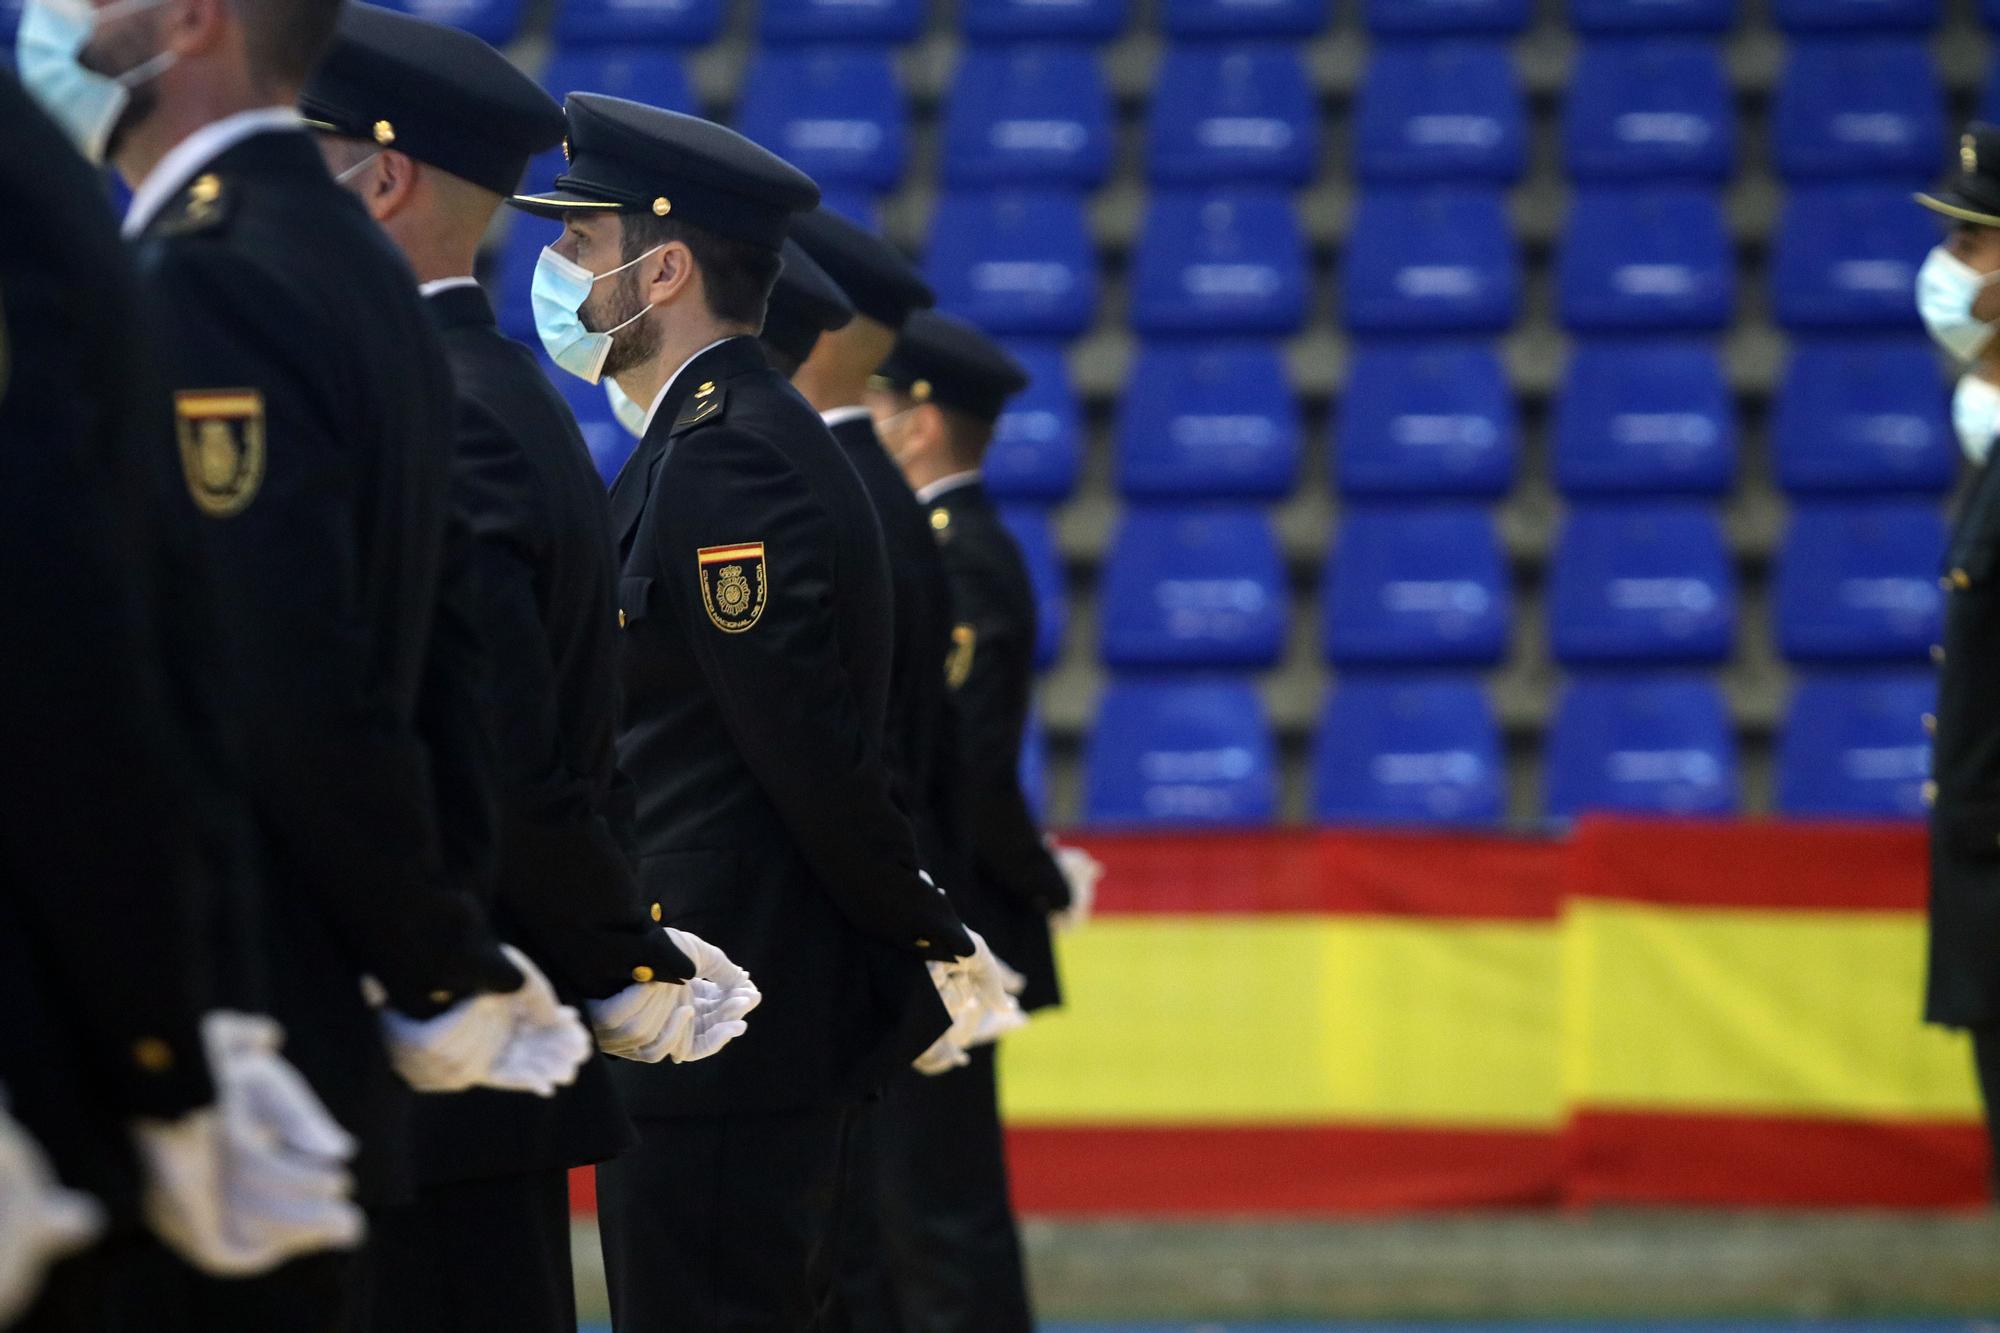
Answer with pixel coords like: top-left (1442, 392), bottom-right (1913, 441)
top-left (372, 0), bottom-right (2000, 49)
top-left (1057, 671), bottom-right (1933, 827)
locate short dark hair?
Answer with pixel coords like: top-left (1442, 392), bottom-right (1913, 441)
top-left (622, 213), bottom-right (781, 330)
top-left (236, 0), bottom-right (342, 90)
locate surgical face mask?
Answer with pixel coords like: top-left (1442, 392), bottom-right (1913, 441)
top-left (872, 404), bottom-right (920, 465)
top-left (606, 377), bottom-right (647, 438)
top-left (333, 151), bottom-right (380, 187)
top-left (1917, 246), bottom-right (2000, 363)
top-left (1955, 374), bottom-right (2000, 466)
top-left (17, 0), bottom-right (177, 165)
top-left (531, 243), bottom-right (664, 385)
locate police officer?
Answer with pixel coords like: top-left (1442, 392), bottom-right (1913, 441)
top-left (867, 311), bottom-right (1074, 1332)
top-left (298, 10), bottom-right (760, 1332)
top-left (1916, 125), bottom-right (2000, 1189)
top-left (509, 94), bottom-right (981, 1328)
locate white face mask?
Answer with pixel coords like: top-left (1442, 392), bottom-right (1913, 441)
top-left (1954, 373), bottom-right (2000, 466)
top-left (605, 377), bottom-right (647, 438)
top-left (1916, 246), bottom-right (2000, 363)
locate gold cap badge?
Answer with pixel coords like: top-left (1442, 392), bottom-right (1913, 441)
top-left (1964, 133), bottom-right (1979, 175)
top-left (653, 196), bottom-right (672, 216)
top-left (373, 119), bottom-right (395, 146)
top-left (911, 379), bottom-right (933, 402)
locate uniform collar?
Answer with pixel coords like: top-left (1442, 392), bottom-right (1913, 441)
top-left (419, 275), bottom-right (482, 299)
top-left (820, 405), bottom-right (873, 429)
top-left (916, 470), bottom-right (982, 506)
top-left (422, 280), bottom-right (497, 332)
top-left (122, 107), bottom-right (304, 239)
top-left (639, 335), bottom-right (761, 438)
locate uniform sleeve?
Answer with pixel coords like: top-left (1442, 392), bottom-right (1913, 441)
top-left (452, 401), bottom-right (690, 995)
top-left (140, 242), bottom-right (513, 1012)
top-left (414, 497), bottom-right (501, 910)
top-left (654, 425), bottom-right (972, 960)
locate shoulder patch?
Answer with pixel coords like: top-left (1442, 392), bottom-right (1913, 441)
top-left (155, 172), bottom-right (233, 238)
top-left (697, 541), bottom-right (768, 632)
top-left (671, 381), bottom-right (728, 434)
top-left (174, 389), bottom-right (265, 517)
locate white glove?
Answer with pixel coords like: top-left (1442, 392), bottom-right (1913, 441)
top-left (912, 1033), bottom-right (970, 1077)
top-left (664, 927), bottom-right (760, 1062)
top-left (588, 979), bottom-right (698, 1064)
top-left (133, 1012), bottom-right (362, 1278)
top-left (1051, 843), bottom-right (1102, 933)
top-left (0, 1096), bottom-right (103, 1325)
top-left (485, 948), bottom-right (593, 1095)
top-left (960, 931), bottom-right (1028, 1048)
top-left (380, 947), bottom-right (592, 1097)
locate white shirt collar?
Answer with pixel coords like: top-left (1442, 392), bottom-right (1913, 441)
top-left (916, 470), bottom-right (981, 506)
top-left (820, 405), bottom-right (873, 430)
top-left (419, 276), bottom-right (482, 299)
top-left (638, 338), bottom-right (737, 436)
top-left (121, 107), bottom-right (304, 239)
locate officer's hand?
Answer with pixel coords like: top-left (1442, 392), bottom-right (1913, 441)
top-left (912, 1032), bottom-right (971, 1077)
top-left (587, 979), bottom-right (699, 1064)
top-left (482, 948), bottom-right (594, 1097)
top-left (0, 1095), bottom-right (103, 1323)
top-left (663, 927), bottom-right (760, 1061)
top-left (958, 930), bottom-right (1028, 1048)
top-left (1051, 844), bottom-right (1103, 933)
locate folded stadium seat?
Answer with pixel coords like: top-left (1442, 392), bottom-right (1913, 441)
top-left (1553, 341), bottom-right (1736, 496)
top-left (1562, 41), bottom-right (1734, 182)
top-left (1363, 0), bottom-right (1529, 32)
top-left (490, 220), bottom-right (549, 340)
top-left (536, 353), bottom-right (635, 486)
top-left (551, 0), bottom-right (724, 45)
top-left (758, 0), bottom-right (926, 43)
top-left (1083, 678), bottom-right (1279, 828)
top-left (1335, 341), bottom-right (1517, 497)
top-left (1772, 338), bottom-right (1955, 495)
top-left (940, 46), bottom-right (1114, 189)
top-left (377, 0), bottom-right (521, 42)
top-left (1775, 501), bottom-right (1945, 663)
top-left (1549, 502), bottom-right (1736, 665)
top-left (1769, 185), bottom-right (1932, 332)
top-left (1146, 44), bottom-right (1318, 187)
top-left (1776, 671), bottom-right (1934, 817)
top-left (1129, 191), bottom-right (1309, 336)
top-left (925, 190), bottom-right (1098, 336)
top-left (1557, 187), bottom-right (1734, 332)
top-left (996, 504), bottom-right (1069, 670)
top-left (1116, 341), bottom-right (1300, 499)
top-left (963, 0), bottom-right (1129, 39)
top-left (1099, 506), bottom-right (1288, 669)
top-left (1161, 0), bottom-right (1327, 40)
top-left (1353, 42), bottom-right (1527, 184)
top-left (531, 49), bottom-right (697, 200)
top-left (1545, 674), bottom-right (1739, 817)
top-left (985, 342), bottom-right (1083, 502)
top-left (1310, 675), bottom-right (1504, 826)
top-left (734, 48), bottom-right (908, 192)
top-left (1772, 39), bottom-right (1941, 181)
top-left (1567, 0), bottom-right (1736, 31)
top-left (1019, 709), bottom-right (1050, 822)
top-left (1323, 504), bottom-right (1511, 666)
top-left (1770, 0), bottom-right (1939, 30)
top-left (1341, 189), bottom-right (1520, 334)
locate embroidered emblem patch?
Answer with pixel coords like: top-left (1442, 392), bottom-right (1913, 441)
top-left (174, 389), bottom-right (265, 517)
top-left (697, 543), bottom-right (768, 632)
top-left (947, 624), bottom-right (977, 690)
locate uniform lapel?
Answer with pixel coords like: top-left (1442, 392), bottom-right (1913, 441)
top-left (609, 337), bottom-right (765, 558)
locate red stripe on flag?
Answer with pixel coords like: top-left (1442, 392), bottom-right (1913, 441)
top-left (1566, 817), bottom-right (1929, 913)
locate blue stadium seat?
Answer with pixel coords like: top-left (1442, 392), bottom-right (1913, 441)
top-left (1776, 672), bottom-right (1935, 817)
top-left (1553, 341), bottom-right (1736, 496)
top-left (1310, 676), bottom-right (1504, 826)
top-left (996, 505), bottom-right (1068, 670)
top-left (1324, 505), bottom-right (1510, 666)
top-left (1772, 338), bottom-right (1955, 495)
top-left (985, 342), bottom-right (1084, 502)
top-left (816, 189), bottom-right (881, 229)
top-left (537, 354), bottom-right (635, 486)
top-left (963, 0), bottom-right (1129, 39)
top-left (758, 0), bottom-right (925, 43)
top-left (734, 49), bottom-right (907, 191)
top-left (1771, 0), bottom-right (1939, 30)
top-left (1099, 507), bottom-right (1288, 669)
top-left (941, 47), bottom-right (1113, 189)
top-left (490, 220), bottom-right (549, 340)
top-left (1146, 44), bottom-right (1318, 186)
top-left (1568, 0), bottom-right (1735, 31)
top-left (1563, 41), bottom-right (1733, 181)
top-left (925, 191), bottom-right (1097, 337)
top-left (1558, 187), bottom-right (1734, 332)
top-left (1019, 709), bottom-right (1050, 822)
top-left (1162, 0), bottom-right (1327, 39)
top-left (1130, 191), bottom-right (1309, 335)
top-left (551, 0), bottom-right (723, 45)
top-left (1549, 503), bottom-right (1736, 665)
top-left (1363, 0), bottom-right (1529, 32)
top-left (1335, 342), bottom-right (1517, 497)
top-left (1775, 502), bottom-right (1945, 663)
top-left (1545, 674), bottom-right (1739, 818)
top-left (1770, 185), bottom-right (1932, 331)
top-left (1341, 189), bottom-right (1520, 334)
top-left (377, 0), bottom-right (520, 42)
top-left (1117, 342), bottom-right (1300, 499)
top-left (1773, 39), bottom-right (1942, 181)
top-left (1354, 42), bottom-right (1527, 184)
top-left (1084, 678), bottom-right (1279, 827)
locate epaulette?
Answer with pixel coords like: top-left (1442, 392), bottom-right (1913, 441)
top-left (153, 172), bottom-right (233, 238)
top-left (670, 380), bottom-right (728, 433)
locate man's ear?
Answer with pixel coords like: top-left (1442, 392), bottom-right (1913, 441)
top-left (161, 0), bottom-right (227, 59)
top-left (643, 240), bottom-right (697, 308)
top-left (365, 149), bottom-right (420, 224)
top-left (905, 401), bottom-right (949, 459)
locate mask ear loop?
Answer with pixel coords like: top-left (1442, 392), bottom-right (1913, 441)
top-left (333, 151), bottom-right (381, 186)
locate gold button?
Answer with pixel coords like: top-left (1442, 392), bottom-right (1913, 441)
top-left (1923, 780), bottom-right (1939, 808)
top-left (1924, 713), bottom-right (1938, 735)
top-left (1932, 644), bottom-right (1947, 665)
top-left (632, 966), bottom-right (654, 983)
top-left (914, 938), bottom-right (931, 950)
top-left (930, 508), bottom-right (950, 531)
top-left (650, 902), bottom-right (663, 922)
top-left (1953, 568), bottom-right (1973, 591)
top-left (652, 197), bottom-right (671, 216)
top-left (618, 609), bottom-right (628, 628)
top-left (429, 989), bottom-right (454, 1005)
top-left (133, 1037), bottom-right (174, 1074)
top-left (911, 379), bottom-right (932, 402)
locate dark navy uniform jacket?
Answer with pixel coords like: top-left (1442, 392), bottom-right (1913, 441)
top-left (606, 336), bottom-right (970, 1117)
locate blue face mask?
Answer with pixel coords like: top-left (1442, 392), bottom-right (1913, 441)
top-left (530, 242), bottom-right (664, 385)
top-left (1955, 373), bottom-right (2000, 467)
top-left (1916, 245), bottom-right (2000, 363)
top-left (17, 0), bottom-right (178, 165)
top-left (605, 377), bottom-right (648, 438)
